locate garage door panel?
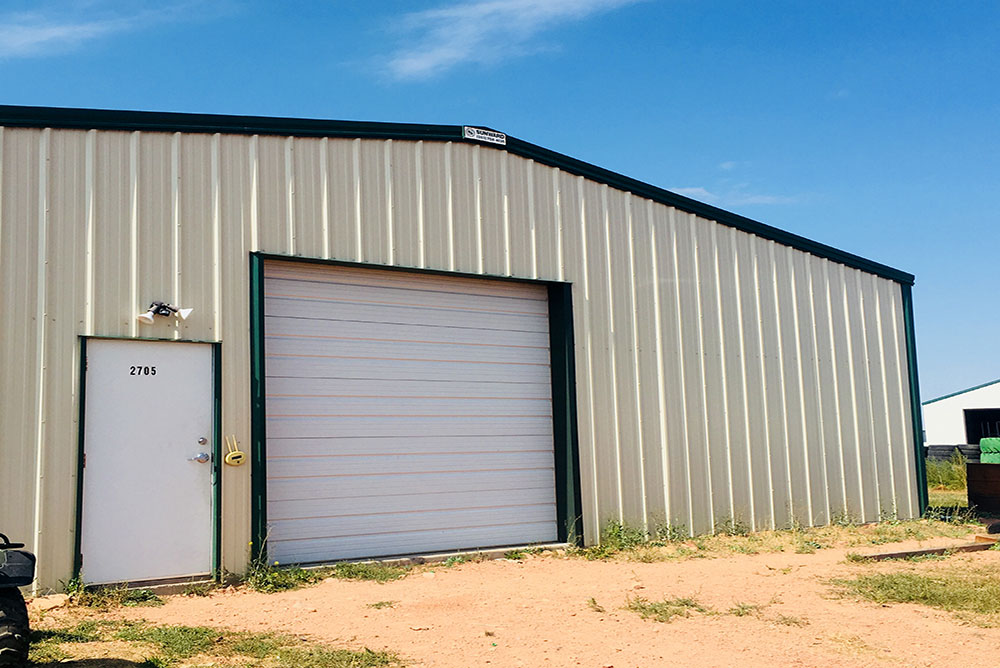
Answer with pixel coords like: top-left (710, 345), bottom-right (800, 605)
top-left (267, 434), bottom-right (554, 457)
top-left (269, 523), bottom-right (559, 564)
top-left (265, 396), bottom-right (552, 418)
top-left (265, 277), bottom-right (549, 316)
top-left (268, 487), bottom-right (557, 520)
top-left (265, 316), bottom-right (552, 348)
top-left (264, 261), bottom-right (558, 563)
top-left (266, 377), bottom-right (553, 400)
top-left (268, 451), bottom-right (556, 478)
top-left (264, 334), bottom-right (552, 365)
top-left (264, 297), bottom-right (548, 332)
top-left (264, 261), bottom-right (549, 301)
top-left (266, 415), bottom-right (554, 438)
top-left (266, 468), bottom-right (558, 502)
top-left (265, 356), bottom-right (547, 383)
top-left (268, 505), bottom-right (557, 542)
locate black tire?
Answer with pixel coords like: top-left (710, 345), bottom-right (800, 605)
top-left (0, 588), bottom-right (29, 667)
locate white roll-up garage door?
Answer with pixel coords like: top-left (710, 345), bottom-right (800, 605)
top-left (263, 260), bottom-right (558, 564)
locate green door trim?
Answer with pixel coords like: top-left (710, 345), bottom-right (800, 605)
top-left (248, 252), bottom-right (584, 557)
top-left (249, 254), bottom-right (268, 562)
top-left (74, 336), bottom-right (224, 582)
top-left (900, 285), bottom-right (928, 515)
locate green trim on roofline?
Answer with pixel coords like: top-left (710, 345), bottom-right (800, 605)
top-left (0, 104), bottom-right (914, 286)
top-left (922, 378), bottom-right (1000, 405)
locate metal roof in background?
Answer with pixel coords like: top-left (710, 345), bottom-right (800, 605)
top-left (923, 378), bottom-right (1000, 405)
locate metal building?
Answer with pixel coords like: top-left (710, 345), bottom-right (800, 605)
top-left (0, 106), bottom-right (926, 591)
top-left (923, 379), bottom-right (1000, 447)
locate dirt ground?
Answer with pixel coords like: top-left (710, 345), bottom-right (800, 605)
top-left (37, 534), bottom-right (997, 668)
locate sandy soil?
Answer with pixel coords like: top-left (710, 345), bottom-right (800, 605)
top-left (69, 535), bottom-right (1000, 668)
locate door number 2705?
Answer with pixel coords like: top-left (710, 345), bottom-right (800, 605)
top-left (129, 365), bottom-right (157, 376)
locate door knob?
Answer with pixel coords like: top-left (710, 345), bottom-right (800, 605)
top-left (188, 452), bottom-right (210, 463)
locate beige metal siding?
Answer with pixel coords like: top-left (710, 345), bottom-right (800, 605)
top-left (0, 126), bottom-right (919, 591)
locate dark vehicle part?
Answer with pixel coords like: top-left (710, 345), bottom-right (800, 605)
top-left (0, 589), bottom-right (29, 666)
top-left (0, 534), bottom-right (34, 667)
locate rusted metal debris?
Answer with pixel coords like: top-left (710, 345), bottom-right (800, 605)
top-left (856, 535), bottom-right (998, 562)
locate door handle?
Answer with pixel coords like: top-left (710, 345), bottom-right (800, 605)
top-left (188, 452), bottom-right (211, 463)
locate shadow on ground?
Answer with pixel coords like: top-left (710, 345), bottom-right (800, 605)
top-left (32, 661), bottom-right (155, 667)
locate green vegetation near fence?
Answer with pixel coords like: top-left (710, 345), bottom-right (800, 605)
top-left (926, 450), bottom-right (968, 491)
top-left (568, 515), bottom-right (978, 562)
top-left (925, 450), bottom-right (968, 509)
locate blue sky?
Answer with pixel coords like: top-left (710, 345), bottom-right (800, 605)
top-left (1, 0), bottom-right (996, 399)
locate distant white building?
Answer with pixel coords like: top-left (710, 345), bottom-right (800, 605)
top-left (923, 379), bottom-right (1000, 445)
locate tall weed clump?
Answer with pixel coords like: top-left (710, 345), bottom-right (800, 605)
top-left (926, 449), bottom-right (967, 490)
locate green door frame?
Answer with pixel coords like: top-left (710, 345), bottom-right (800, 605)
top-left (74, 336), bottom-right (224, 582)
top-left (248, 252), bottom-right (583, 560)
top-left (900, 284), bottom-right (928, 515)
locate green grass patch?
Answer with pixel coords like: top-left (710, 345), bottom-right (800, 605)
top-left (182, 582), bottom-right (218, 597)
top-left (245, 557), bottom-right (409, 592)
top-left (245, 561), bottom-right (324, 593)
top-left (626, 596), bottom-right (710, 623)
top-left (575, 521), bottom-right (651, 559)
top-left (833, 566), bottom-right (1000, 625)
top-left (367, 600), bottom-right (398, 609)
top-left (926, 451), bottom-right (967, 490)
top-left (116, 622), bottom-right (223, 658)
top-left (331, 562), bottom-right (410, 583)
top-left (63, 578), bottom-right (164, 609)
top-left (30, 621), bottom-right (117, 664)
top-left (567, 516), bottom-right (980, 562)
top-left (33, 620), bottom-right (103, 644)
top-left (728, 602), bottom-right (761, 617)
top-left (31, 620), bottom-right (400, 668)
top-left (773, 614), bottom-right (809, 627)
top-left (928, 488), bottom-right (968, 508)
top-left (268, 645), bottom-right (398, 668)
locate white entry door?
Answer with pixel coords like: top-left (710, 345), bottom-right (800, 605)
top-left (80, 339), bottom-right (215, 585)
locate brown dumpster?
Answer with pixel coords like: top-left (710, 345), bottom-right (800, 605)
top-left (967, 463), bottom-right (1000, 515)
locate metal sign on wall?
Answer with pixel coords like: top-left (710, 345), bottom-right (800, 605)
top-left (463, 126), bottom-right (507, 145)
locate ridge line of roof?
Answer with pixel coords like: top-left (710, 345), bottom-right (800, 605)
top-left (922, 378), bottom-right (1000, 405)
top-left (0, 104), bottom-right (914, 285)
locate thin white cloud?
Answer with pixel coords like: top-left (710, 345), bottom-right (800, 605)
top-left (0, 2), bottom-right (213, 58)
top-left (386, 0), bottom-right (643, 80)
top-left (727, 193), bottom-right (801, 206)
top-left (0, 14), bottom-right (127, 57)
top-left (671, 187), bottom-right (720, 203)
top-left (669, 186), bottom-right (803, 208)
top-left (718, 161), bottom-right (738, 171)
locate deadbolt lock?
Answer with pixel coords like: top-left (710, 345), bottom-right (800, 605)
top-left (224, 451), bottom-right (246, 466)
top-left (224, 435), bottom-right (246, 466)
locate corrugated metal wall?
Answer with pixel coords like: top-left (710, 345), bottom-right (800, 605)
top-left (0, 126), bottom-right (918, 591)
